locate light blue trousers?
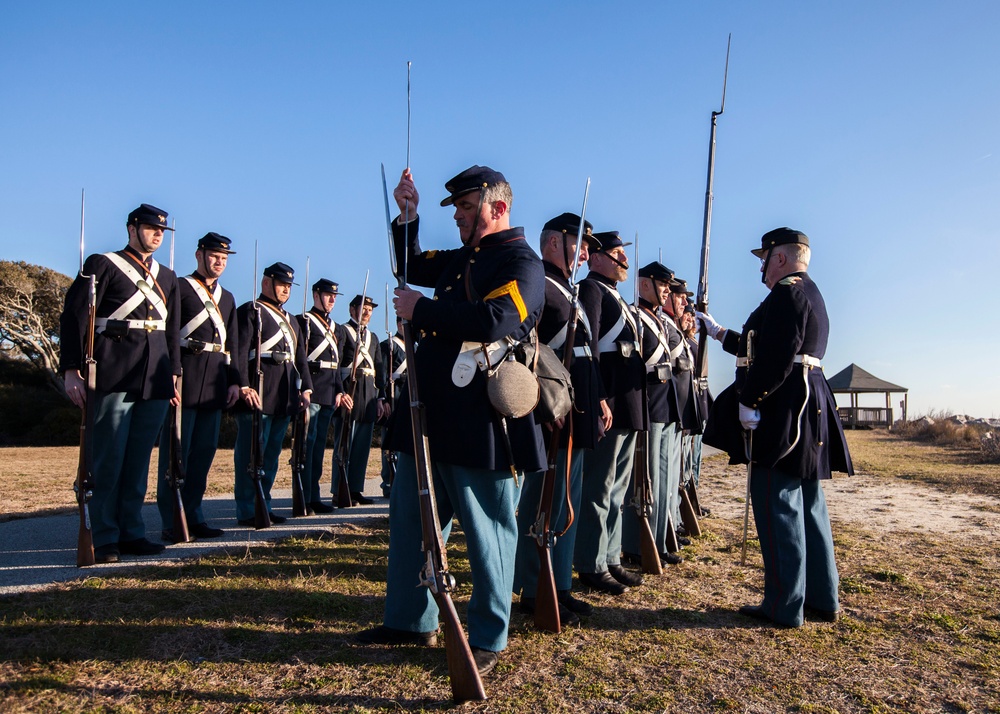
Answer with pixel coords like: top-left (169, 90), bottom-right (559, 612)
top-left (305, 402), bottom-right (336, 503)
top-left (156, 407), bottom-right (222, 530)
top-left (513, 448), bottom-right (585, 596)
top-left (233, 411), bottom-right (291, 521)
top-left (750, 465), bottom-right (840, 626)
top-left (574, 428), bottom-right (636, 573)
top-left (90, 392), bottom-right (169, 548)
top-left (383, 453), bottom-right (525, 652)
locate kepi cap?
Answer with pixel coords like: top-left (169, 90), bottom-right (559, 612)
top-left (127, 203), bottom-right (174, 231)
top-left (637, 261), bottom-right (675, 283)
top-left (263, 262), bottom-right (297, 284)
top-left (350, 294), bottom-right (378, 309)
top-left (312, 279), bottom-right (340, 295)
top-left (670, 278), bottom-right (694, 296)
top-left (543, 212), bottom-right (600, 249)
top-left (593, 231), bottom-right (631, 252)
top-left (197, 232), bottom-right (236, 254)
top-left (440, 165), bottom-right (507, 206)
top-left (751, 227), bottom-right (810, 258)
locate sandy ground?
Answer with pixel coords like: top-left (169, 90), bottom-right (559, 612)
top-left (699, 454), bottom-right (1000, 542)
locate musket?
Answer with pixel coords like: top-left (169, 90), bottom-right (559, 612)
top-left (382, 163), bottom-right (485, 703)
top-left (629, 231), bottom-right (662, 575)
top-left (74, 189), bottom-right (96, 567)
top-left (166, 221), bottom-right (191, 543)
top-left (250, 242), bottom-right (271, 529)
top-left (527, 178), bottom-right (590, 633)
top-left (333, 269), bottom-right (369, 508)
top-left (289, 258), bottom-right (311, 517)
top-left (692, 33), bottom-right (731, 517)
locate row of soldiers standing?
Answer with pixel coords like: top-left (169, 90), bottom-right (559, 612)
top-left (60, 203), bottom-right (404, 564)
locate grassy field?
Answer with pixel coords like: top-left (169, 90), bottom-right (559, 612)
top-left (1, 430), bottom-right (999, 712)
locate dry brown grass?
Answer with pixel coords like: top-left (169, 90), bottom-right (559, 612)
top-left (1, 431), bottom-right (999, 712)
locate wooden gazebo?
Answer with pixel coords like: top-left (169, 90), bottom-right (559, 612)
top-left (826, 363), bottom-right (908, 429)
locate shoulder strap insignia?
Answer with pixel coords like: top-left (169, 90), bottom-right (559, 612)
top-left (779, 276), bottom-right (802, 286)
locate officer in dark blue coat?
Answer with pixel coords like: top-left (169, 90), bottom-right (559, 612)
top-left (701, 227), bottom-right (853, 627)
top-left (357, 165), bottom-right (545, 676)
top-left (156, 232), bottom-right (240, 542)
top-left (297, 278), bottom-right (351, 513)
top-left (61, 203), bottom-right (181, 564)
top-left (622, 261), bottom-right (685, 564)
top-left (574, 231), bottom-right (647, 594)
top-left (514, 212), bottom-right (606, 626)
top-left (334, 295), bottom-right (388, 505)
top-left (233, 262), bottom-right (313, 525)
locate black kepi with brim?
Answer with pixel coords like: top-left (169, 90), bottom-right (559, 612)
top-left (670, 279), bottom-right (694, 296)
top-left (751, 227), bottom-right (809, 257)
top-left (197, 232), bottom-right (236, 254)
top-left (593, 230), bottom-right (631, 252)
top-left (543, 212), bottom-right (601, 250)
top-left (312, 279), bottom-right (340, 295)
top-left (439, 165), bottom-right (507, 206)
top-left (264, 262), bottom-right (297, 284)
top-left (128, 203), bottom-right (174, 230)
top-left (637, 261), bottom-right (675, 283)
top-left (350, 294), bottom-right (378, 309)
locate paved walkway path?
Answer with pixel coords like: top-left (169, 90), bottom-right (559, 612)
top-left (0, 482), bottom-right (387, 596)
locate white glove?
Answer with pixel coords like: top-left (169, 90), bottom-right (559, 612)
top-left (739, 403), bottom-right (761, 431)
top-left (696, 311), bottom-right (725, 340)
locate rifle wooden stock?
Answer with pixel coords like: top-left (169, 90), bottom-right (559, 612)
top-left (632, 432), bottom-right (662, 575)
top-left (678, 485), bottom-right (701, 538)
top-left (665, 516), bottom-right (680, 555)
top-left (75, 273), bottom-right (97, 567)
top-left (167, 372), bottom-right (191, 543)
top-left (289, 406), bottom-right (309, 517)
top-left (404, 320), bottom-right (485, 703)
top-left (687, 477), bottom-right (703, 516)
top-left (530, 435), bottom-right (566, 634)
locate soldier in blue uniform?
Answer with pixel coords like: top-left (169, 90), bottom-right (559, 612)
top-left (156, 232), bottom-right (240, 542)
top-left (357, 165), bottom-right (546, 676)
top-left (334, 295), bottom-right (388, 505)
top-left (622, 262), bottom-right (685, 565)
top-left (233, 262), bottom-right (313, 525)
top-left (574, 232), bottom-right (646, 594)
top-left (681, 301), bottom-right (710, 516)
top-left (378, 315), bottom-right (406, 498)
top-left (514, 212), bottom-right (607, 626)
top-left (701, 227), bottom-right (853, 627)
top-left (61, 203), bottom-right (181, 564)
top-left (297, 278), bottom-right (352, 513)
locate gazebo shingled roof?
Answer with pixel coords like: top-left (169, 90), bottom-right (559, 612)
top-left (827, 363), bottom-right (907, 394)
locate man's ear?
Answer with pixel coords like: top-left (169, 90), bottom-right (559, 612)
top-left (491, 201), bottom-right (507, 219)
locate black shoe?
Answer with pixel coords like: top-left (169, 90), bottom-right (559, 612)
top-left (608, 563), bottom-right (643, 587)
top-left (660, 552), bottom-right (683, 565)
top-left (190, 523), bottom-right (225, 539)
top-left (309, 501), bottom-right (335, 514)
top-left (356, 625), bottom-right (438, 647)
top-left (518, 596), bottom-right (581, 627)
top-left (557, 590), bottom-right (594, 616)
top-left (677, 535), bottom-right (692, 547)
top-left (699, 507), bottom-right (713, 517)
top-left (804, 606), bottom-right (840, 623)
top-left (578, 571), bottom-right (628, 595)
top-left (237, 517), bottom-right (256, 527)
top-left (119, 538), bottom-right (166, 556)
top-left (268, 513), bottom-right (287, 524)
top-left (739, 604), bottom-right (772, 623)
top-left (351, 492), bottom-right (374, 505)
top-left (94, 544), bottom-right (120, 564)
top-left (471, 647), bottom-right (498, 676)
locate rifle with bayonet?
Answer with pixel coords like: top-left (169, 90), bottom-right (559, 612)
top-left (289, 258), bottom-right (311, 517)
top-left (692, 34), bottom-right (731, 517)
top-left (74, 189), bottom-right (96, 567)
top-left (629, 231), bottom-right (662, 575)
top-left (250, 243), bottom-right (271, 529)
top-left (165, 221), bottom-right (191, 543)
top-left (527, 179), bottom-right (591, 633)
top-left (332, 270), bottom-right (369, 509)
top-left (382, 162), bottom-right (485, 703)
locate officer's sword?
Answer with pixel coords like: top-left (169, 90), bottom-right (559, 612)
top-left (741, 328), bottom-right (755, 565)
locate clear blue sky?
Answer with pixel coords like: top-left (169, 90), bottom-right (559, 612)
top-left (1, 1), bottom-right (997, 418)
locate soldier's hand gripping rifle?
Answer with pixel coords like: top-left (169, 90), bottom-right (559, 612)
top-left (383, 163), bottom-right (485, 703)
top-left (250, 243), bottom-right (271, 529)
top-left (528, 179), bottom-right (590, 633)
top-left (693, 34), bottom-right (731, 518)
top-left (166, 223), bottom-right (191, 543)
top-left (288, 258), bottom-right (311, 517)
top-left (333, 270), bottom-right (369, 509)
top-left (74, 189), bottom-right (96, 567)
top-left (629, 231), bottom-right (662, 575)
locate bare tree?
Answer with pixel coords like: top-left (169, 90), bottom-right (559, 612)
top-left (0, 261), bottom-right (72, 394)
